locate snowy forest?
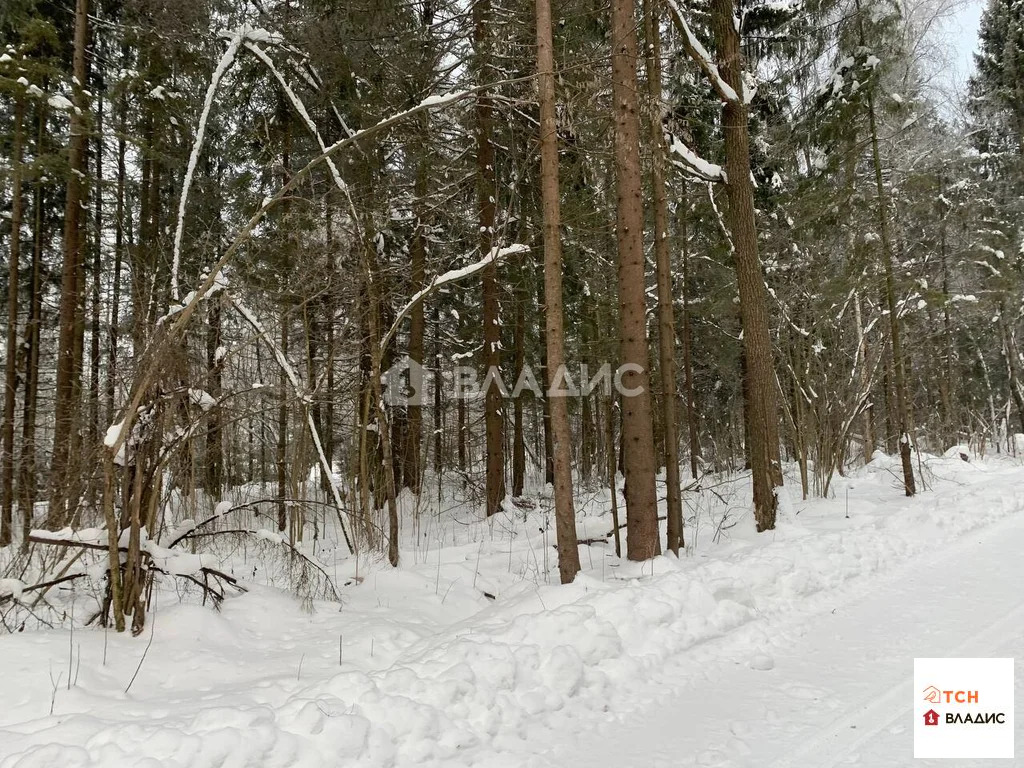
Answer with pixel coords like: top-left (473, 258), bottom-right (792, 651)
top-left (1, 0), bottom-right (1023, 763)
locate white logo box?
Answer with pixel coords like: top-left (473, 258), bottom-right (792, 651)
top-left (914, 657), bottom-right (1014, 759)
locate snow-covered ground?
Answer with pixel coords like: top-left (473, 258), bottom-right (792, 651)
top-left (2, 449), bottom-right (1023, 767)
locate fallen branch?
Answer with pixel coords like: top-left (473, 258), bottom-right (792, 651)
top-left (175, 528), bottom-right (339, 601)
top-left (607, 515), bottom-right (668, 536)
top-left (165, 497), bottom-right (341, 548)
top-left (0, 573), bottom-right (90, 607)
top-left (26, 535), bottom-right (250, 602)
top-left (28, 535), bottom-right (107, 552)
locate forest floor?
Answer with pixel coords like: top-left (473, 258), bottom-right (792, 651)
top-left (1, 448), bottom-right (1023, 767)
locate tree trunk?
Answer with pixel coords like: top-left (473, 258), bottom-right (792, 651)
top-left (580, 341), bottom-right (594, 484)
top-left (106, 62), bottom-right (128, 429)
top-left (277, 317), bottom-right (289, 531)
top-left (1, 96), bottom-right (25, 547)
top-left (537, 276), bottom-right (555, 486)
top-left (457, 395), bottom-right (467, 473)
top-left (322, 200), bottom-right (337, 493)
top-left (1000, 307), bottom-right (1024, 435)
top-left (855, 295), bottom-right (875, 464)
top-left (644, 0), bottom-right (684, 554)
top-left (50, 0), bottom-right (90, 526)
top-left (205, 298), bottom-right (224, 493)
top-left (711, 0), bottom-right (784, 530)
top-left (788, 326), bottom-right (809, 499)
top-left (18, 104), bottom-right (47, 548)
top-left (277, 112), bottom-right (292, 530)
top-left (511, 277), bottom-right (526, 496)
top-left (404, 143), bottom-right (427, 495)
top-left (611, 0), bottom-right (660, 560)
top-left (88, 92), bottom-right (104, 478)
top-left (938, 179), bottom-right (955, 447)
top-left (403, 3), bottom-right (435, 496)
top-left (363, 234), bottom-right (401, 566)
top-left (357, 310), bottom-right (373, 540)
top-left (132, 98), bottom-right (161, 361)
top-left (607, 396), bottom-right (622, 558)
top-left (433, 303), bottom-right (444, 474)
top-left (678, 186), bottom-right (700, 480)
top-left (857, 0), bottom-right (914, 495)
top-left (101, 452), bottom-right (125, 632)
top-left (474, 0), bottom-right (505, 517)
top-left (536, 0), bottom-right (581, 584)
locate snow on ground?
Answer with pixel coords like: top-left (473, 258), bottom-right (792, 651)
top-left (2, 450), bottom-right (1023, 767)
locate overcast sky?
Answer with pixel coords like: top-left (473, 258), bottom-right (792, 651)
top-left (942, 0), bottom-right (984, 85)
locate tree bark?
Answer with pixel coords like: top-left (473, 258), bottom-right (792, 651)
top-left (205, 298), bottom-right (224, 493)
top-left (938, 177), bottom-right (955, 446)
top-left (536, 0), bottom-right (581, 584)
top-left (277, 114), bottom-right (292, 531)
top-left (433, 303), bottom-right (444, 474)
top-left (1, 96), bottom-right (25, 547)
top-left (872, 129), bottom-right (914, 475)
top-left (537, 276), bottom-right (555, 486)
top-left (855, 0), bottom-right (914, 495)
top-left (106, 63), bottom-right (128, 430)
top-left (611, 0), bottom-right (660, 559)
top-left (1000, 307), bottom-right (1024, 435)
top-left (711, 0), bottom-right (784, 530)
top-left (855, 295), bottom-right (875, 464)
top-left (644, 0), bottom-right (684, 554)
top-left (607, 397), bottom-right (622, 558)
top-left (404, 139), bottom-right (427, 495)
top-left (364, 234), bottom-right (401, 566)
top-left (474, 0), bottom-right (505, 517)
top-left (132, 97), bottom-right (161, 360)
top-left (50, 0), bottom-right (90, 525)
top-left (404, 4), bottom-right (434, 495)
top-left (511, 277), bottom-right (526, 497)
top-left (88, 92), bottom-right (104, 469)
top-left (678, 186), bottom-right (700, 480)
top-left (277, 317), bottom-right (289, 531)
top-left (18, 104), bottom-right (47, 549)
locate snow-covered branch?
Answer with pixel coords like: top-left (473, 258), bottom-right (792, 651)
top-left (707, 182), bottom-right (734, 253)
top-left (107, 77), bottom-right (521, 462)
top-left (379, 244), bottom-right (530, 353)
top-left (663, 0), bottom-right (740, 104)
top-left (668, 133), bottom-right (726, 183)
top-left (171, 27), bottom-right (258, 302)
top-left (244, 42), bottom-right (349, 196)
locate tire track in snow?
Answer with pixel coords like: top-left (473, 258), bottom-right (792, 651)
top-left (771, 515), bottom-right (1024, 768)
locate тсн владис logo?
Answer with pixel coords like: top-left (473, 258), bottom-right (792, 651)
top-left (914, 659), bottom-right (1014, 758)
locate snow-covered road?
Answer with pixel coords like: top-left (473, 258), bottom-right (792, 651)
top-left (541, 491), bottom-right (1024, 767)
top-left (2, 453), bottom-right (1023, 767)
